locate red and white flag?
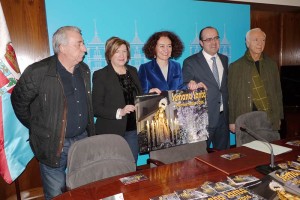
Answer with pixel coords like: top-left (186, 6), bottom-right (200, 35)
top-left (0, 2), bottom-right (33, 184)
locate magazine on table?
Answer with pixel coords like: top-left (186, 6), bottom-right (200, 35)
top-left (149, 179), bottom-right (267, 200)
top-left (149, 192), bottom-right (180, 200)
top-left (273, 169), bottom-right (300, 195)
top-left (175, 188), bottom-right (208, 200)
top-left (285, 140), bottom-right (300, 146)
top-left (221, 187), bottom-right (266, 200)
top-left (119, 173), bottom-right (148, 185)
top-left (220, 153), bottom-right (245, 160)
top-left (227, 174), bottom-right (260, 185)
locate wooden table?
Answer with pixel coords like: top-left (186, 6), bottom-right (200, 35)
top-left (54, 139), bottom-right (300, 200)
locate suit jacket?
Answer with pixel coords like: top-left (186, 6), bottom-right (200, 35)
top-left (182, 51), bottom-right (229, 128)
top-left (138, 59), bottom-right (184, 94)
top-left (92, 64), bottom-right (142, 136)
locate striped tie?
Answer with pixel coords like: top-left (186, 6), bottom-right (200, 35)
top-left (211, 57), bottom-right (223, 107)
top-left (211, 57), bottom-right (220, 87)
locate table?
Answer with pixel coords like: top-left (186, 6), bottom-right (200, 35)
top-left (54, 139), bottom-right (300, 200)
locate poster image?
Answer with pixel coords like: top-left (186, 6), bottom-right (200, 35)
top-left (135, 89), bottom-right (209, 153)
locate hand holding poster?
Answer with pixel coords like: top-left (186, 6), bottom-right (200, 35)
top-left (135, 89), bottom-right (208, 153)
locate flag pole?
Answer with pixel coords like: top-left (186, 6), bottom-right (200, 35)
top-left (14, 178), bottom-right (21, 200)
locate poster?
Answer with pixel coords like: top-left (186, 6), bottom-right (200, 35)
top-left (135, 89), bottom-right (208, 153)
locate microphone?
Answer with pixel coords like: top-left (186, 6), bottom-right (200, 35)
top-left (240, 126), bottom-right (280, 175)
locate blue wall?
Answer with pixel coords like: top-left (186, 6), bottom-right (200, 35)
top-left (45, 0), bottom-right (250, 165)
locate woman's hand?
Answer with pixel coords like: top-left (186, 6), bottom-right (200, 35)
top-left (120, 105), bottom-right (135, 117)
top-left (149, 88), bottom-right (161, 94)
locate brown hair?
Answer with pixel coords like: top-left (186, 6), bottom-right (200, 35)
top-left (142, 31), bottom-right (184, 59)
top-left (105, 37), bottom-right (131, 63)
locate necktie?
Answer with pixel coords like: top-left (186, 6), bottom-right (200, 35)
top-left (211, 57), bottom-right (220, 87)
top-left (211, 57), bottom-right (223, 108)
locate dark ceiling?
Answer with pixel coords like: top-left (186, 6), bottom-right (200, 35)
top-left (198, 0), bottom-right (300, 12)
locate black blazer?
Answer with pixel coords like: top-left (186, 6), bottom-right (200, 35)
top-left (92, 64), bottom-right (142, 135)
top-left (182, 50), bottom-right (229, 128)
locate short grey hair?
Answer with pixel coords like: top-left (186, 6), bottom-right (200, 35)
top-left (52, 26), bottom-right (82, 54)
top-left (246, 28), bottom-right (266, 42)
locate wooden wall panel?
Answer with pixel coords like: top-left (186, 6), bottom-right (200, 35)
top-left (1, 0), bottom-right (50, 72)
top-left (251, 8), bottom-right (300, 139)
top-left (0, 0), bottom-right (49, 199)
top-left (281, 12), bottom-right (300, 65)
top-left (251, 10), bottom-right (282, 65)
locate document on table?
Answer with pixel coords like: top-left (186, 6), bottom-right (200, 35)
top-left (242, 140), bottom-right (292, 156)
top-left (99, 193), bottom-right (124, 200)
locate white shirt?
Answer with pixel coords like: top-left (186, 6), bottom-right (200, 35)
top-left (202, 50), bottom-right (224, 84)
top-left (202, 50), bottom-right (224, 112)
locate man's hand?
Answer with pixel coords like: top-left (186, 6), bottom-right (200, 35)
top-left (188, 80), bottom-right (207, 90)
top-left (229, 124), bottom-right (236, 133)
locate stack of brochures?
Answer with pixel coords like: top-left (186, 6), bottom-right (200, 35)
top-left (149, 175), bottom-right (266, 200)
top-left (268, 157), bottom-right (300, 197)
top-left (226, 174), bottom-right (260, 186)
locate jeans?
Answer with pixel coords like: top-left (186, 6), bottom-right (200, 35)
top-left (124, 130), bottom-right (139, 163)
top-left (40, 131), bottom-right (87, 200)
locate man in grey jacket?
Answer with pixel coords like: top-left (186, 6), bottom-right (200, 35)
top-left (11, 26), bottom-right (95, 199)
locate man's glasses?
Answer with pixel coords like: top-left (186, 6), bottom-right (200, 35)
top-left (202, 36), bottom-right (220, 42)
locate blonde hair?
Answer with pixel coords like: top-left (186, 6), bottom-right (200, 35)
top-left (105, 37), bottom-right (130, 63)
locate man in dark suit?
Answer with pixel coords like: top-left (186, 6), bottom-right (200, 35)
top-left (182, 26), bottom-right (229, 150)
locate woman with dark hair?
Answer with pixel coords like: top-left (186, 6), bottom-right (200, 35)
top-left (92, 37), bottom-right (142, 163)
top-left (138, 31), bottom-right (185, 94)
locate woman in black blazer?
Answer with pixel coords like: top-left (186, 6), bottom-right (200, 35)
top-left (92, 37), bottom-right (142, 162)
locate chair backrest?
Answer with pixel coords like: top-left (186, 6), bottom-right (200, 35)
top-left (235, 111), bottom-right (280, 147)
top-left (149, 141), bottom-right (207, 167)
top-left (66, 134), bottom-right (136, 189)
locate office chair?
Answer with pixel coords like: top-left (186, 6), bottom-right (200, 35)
top-left (235, 111), bottom-right (280, 147)
top-left (147, 140), bottom-right (208, 167)
top-left (66, 134), bottom-right (136, 189)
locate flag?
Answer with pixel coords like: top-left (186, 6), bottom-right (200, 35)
top-left (0, 2), bottom-right (34, 184)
